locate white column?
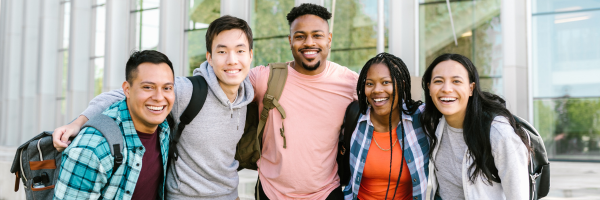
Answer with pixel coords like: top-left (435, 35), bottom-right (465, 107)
top-left (67, 0), bottom-right (93, 120)
top-left (159, 0), bottom-right (186, 76)
top-left (104, 0), bottom-right (131, 91)
top-left (220, 0), bottom-right (251, 22)
top-left (37, 0), bottom-right (60, 132)
top-left (295, 0), bottom-right (323, 6)
top-left (0, 0), bottom-right (24, 145)
top-left (502, 0), bottom-right (529, 119)
top-left (389, 0), bottom-right (419, 76)
top-left (376, 0), bottom-right (384, 54)
top-left (20, 0), bottom-right (42, 143)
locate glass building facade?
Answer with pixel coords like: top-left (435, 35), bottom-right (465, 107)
top-left (1, 0), bottom-right (600, 199)
top-left (532, 0), bottom-right (600, 161)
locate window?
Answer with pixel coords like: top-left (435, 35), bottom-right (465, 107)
top-left (132, 0), bottom-right (160, 50)
top-left (419, 0), bottom-right (503, 94)
top-left (186, 0), bottom-right (220, 75)
top-left (251, 0), bottom-right (295, 67)
top-left (92, 0), bottom-right (106, 95)
top-left (532, 0), bottom-right (600, 161)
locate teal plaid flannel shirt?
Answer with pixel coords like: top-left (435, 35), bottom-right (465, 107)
top-left (343, 104), bottom-right (430, 200)
top-left (54, 100), bottom-right (170, 200)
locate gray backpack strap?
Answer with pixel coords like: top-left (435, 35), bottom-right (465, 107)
top-left (82, 114), bottom-right (124, 172)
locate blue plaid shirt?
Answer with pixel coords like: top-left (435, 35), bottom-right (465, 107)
top-left (54, 100), bottom-right (170, 200)
top-left (343, 104), bottom-right (430, 200)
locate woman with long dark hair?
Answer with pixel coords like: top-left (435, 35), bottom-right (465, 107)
top-left (342, 53), bottom-right (429, 200)
top-left (421, 54), bottom-right (531, 199)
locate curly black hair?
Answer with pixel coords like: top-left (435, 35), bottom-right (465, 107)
top-left (286, 3), bottom-right (332, 26)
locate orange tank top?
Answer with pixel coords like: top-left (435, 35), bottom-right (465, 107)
top-left (357, 129), bottom-right (413, 200)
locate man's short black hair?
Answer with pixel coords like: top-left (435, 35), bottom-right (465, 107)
top-left (206, 15), bottom-right (253, 54)
top-left (286, 3), bottom-right (332, 26)
top-left (125, 50), bottom-right (174, 83)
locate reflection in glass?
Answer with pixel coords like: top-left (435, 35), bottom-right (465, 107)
top-left (187, 0), bottom-right (220, 75)
top-left (534, 98), bottom-right (600, 160)
top-left (532, 10), bottom-right (600, 98)
top-left (134, 9), bottom-right (160, 50)
top-left (533, 0), bottom-right (600, 14)
top-left (419, 0), bottom-right (502, 94)
top-left (251, 0), bottom-right (295, 66)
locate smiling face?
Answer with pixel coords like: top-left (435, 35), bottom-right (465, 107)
top-left (207, 29), bottom-right (252, 92)
top-left (428, 60), bottom-right (474, 125)
top-left (365, 63), bottom-right (401, 120)
top-left (123, 62), bottom-right (175, 133)
top-left (289, 14), bottom-right (332, 75)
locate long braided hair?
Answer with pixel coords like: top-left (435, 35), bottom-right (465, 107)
top-left (356, 52), bottom-right (422, 199)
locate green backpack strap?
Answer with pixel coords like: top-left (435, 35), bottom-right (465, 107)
top-left (257, 63), bottom-right (288, 148)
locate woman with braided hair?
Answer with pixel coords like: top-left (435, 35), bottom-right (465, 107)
top-left (342, 53), bottom-right (430, 200)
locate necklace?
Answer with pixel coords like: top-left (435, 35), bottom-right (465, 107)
top-left (373, 137), bottom-right (398, 151)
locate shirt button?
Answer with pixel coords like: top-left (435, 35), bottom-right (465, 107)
top-left (126, 190), bottom-right (131, 194)
top-left (413, 178), bottom-right (417, 182)
top-left (139, 147), bottom-right (143, 150)
top-left (408, 159), bottom-right (412, 163)
top-left (414, 197), bottom-right (418, 199)
top-left (136, 163), bottom-right (140, 167)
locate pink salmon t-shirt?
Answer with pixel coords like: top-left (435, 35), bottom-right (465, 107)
top-left (249, 61), bottom-right (358, 199)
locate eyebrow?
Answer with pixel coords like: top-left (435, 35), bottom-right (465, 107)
top-left (293, 30), bottom-right (325, 35)
top-left (140, 81), bottom-right (174, 85)
top-left (433, 76), bottom-right (464, 79)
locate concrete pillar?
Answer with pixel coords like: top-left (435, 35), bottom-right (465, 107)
top-left (389, 0), bottom-right (419, 76)
top-left (104, 0), bottom-right (131, 91)
top-left (67, 0), bottom-right (93, 120)
top-left (221, 0), bottom-right (251, 23)
top-left (21, 0), bottom-right (42, 141)
top-left (0, 0), bottom-right (24, 145)
top-left (502, 0), bottom-right (529, 119)
top-left (159, 0), bottom-right (186, 76)
top-left (37, 0), bottom-right (60, 133)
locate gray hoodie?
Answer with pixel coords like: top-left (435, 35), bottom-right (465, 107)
top-left (80, 61), bottom-right (254, 199)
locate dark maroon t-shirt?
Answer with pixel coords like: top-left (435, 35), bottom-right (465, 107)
top-left (132, 129), bottom-right (162, 200)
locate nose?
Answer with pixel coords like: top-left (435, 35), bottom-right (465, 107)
top-left (373, 83), bottom-right (385, 93)
top-left (304, 35), bottom-right (315, 46)
top-left (152, 88), bottom-right (165, 101)
top-left (441, 82), bottom-right (453, 93)
top-left (226, 51), bottom-right (239, 65)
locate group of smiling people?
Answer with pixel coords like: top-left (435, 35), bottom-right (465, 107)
top-left (50, 3), bottom-right (530, 200)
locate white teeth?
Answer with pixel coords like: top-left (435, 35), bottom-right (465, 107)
top-left (147, 106), bottom-right (163, 111)
top-left (373, 98), bottom-right (388, 102)
top-left (440, 97), bottom-right (457, 102)
top-left (304, 51), bottom-right (317, 55)
top-left (225, 70), bottom-right (239, 74)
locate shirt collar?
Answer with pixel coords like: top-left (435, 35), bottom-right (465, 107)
top-left (358, 102), bottom-right (413, 126)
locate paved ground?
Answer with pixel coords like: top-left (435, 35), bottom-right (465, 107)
top-left (1, 143), bottom-right (598, 200)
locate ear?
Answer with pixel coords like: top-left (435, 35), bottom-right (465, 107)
top-left (427, 83), bottom-right (431, 96)
top-left (327, 32), bottom-right (332, 48)
top-left (288, 35), bottom-right (292, 49)
top-left (469, 82), bottom-right (475, 96)
top-left (206, 52), bottom-right (213, 66)
top-left (122, 81), bottom-right (131, 99)
top-left (249, 49), bottom-right (253, 60)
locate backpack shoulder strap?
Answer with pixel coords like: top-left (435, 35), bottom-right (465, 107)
top-left (257, 63), bottom-right (288, 147)
top-left (82, 114), bottom-right (124, 173)
top-left (342, 101), bottom-right (360, 154)
top-left (169, 75), bottom-right (209, 160)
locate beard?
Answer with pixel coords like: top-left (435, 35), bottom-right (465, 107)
top-left (301, 60), bottom-right (321, 71)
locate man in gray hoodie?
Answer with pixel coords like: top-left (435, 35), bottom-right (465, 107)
top-left (52, 15), bottom-right (254, 199)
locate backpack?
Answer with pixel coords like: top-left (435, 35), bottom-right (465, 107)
top-left (336, 102), bottom-right (550, 200)
top-left (337, 101), bottom-right (359, 186)
top-left (166, 63), bottom-right (288, 171)
top-left (513, 115), bottom-right (550, 200)
top-left (10, 114), bottom-right (124, 200)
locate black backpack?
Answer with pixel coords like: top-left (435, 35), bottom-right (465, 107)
top-left (10, 114), bottom-right (124, 200)
top-left (336, 101), bottom-right (550, 199)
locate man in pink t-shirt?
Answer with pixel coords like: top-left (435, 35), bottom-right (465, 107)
top-left (250, 3), bottom-right (359, 200)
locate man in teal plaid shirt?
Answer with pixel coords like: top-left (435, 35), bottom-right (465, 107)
top-left (54, 50), bottom-right (175, 200)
